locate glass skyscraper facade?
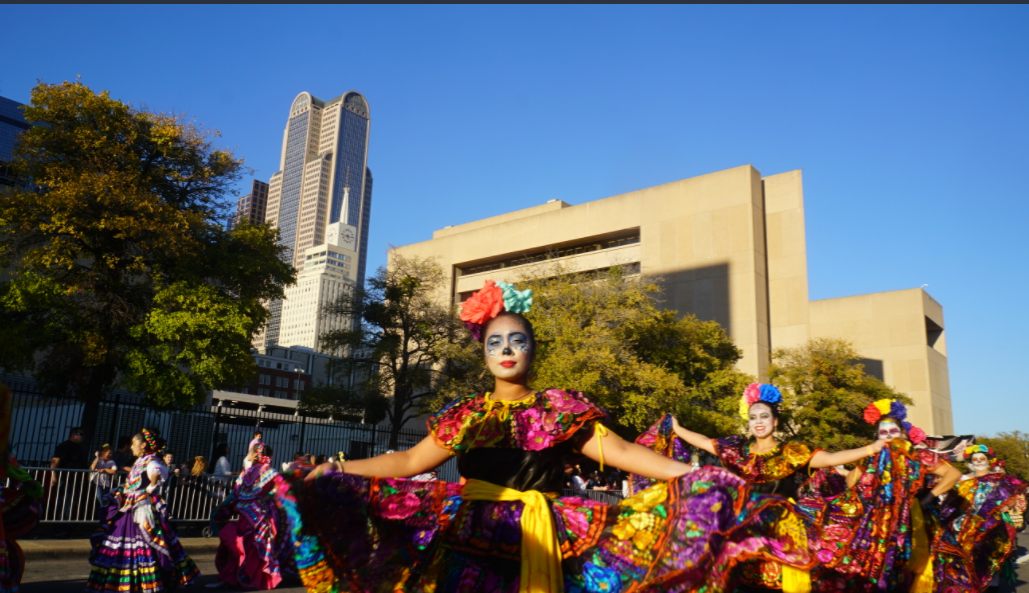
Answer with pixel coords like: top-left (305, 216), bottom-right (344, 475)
top-left (0, 96), bottom-right (30, 186)
top-left (256, 90), bottom-right (372, 350)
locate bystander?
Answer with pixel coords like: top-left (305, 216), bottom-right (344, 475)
top-left (50, 427), bottom-right (87, 469)
top-left (111, 436), bottom-right (135, 473)
top-left (90, 445), bottom-right (117, 506)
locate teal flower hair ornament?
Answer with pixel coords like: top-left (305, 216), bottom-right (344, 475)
top-left (495, 281), bottom-right (533, 314)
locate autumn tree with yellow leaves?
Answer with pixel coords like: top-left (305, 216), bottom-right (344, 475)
top-left (0, 81), bottom-right (294, 447)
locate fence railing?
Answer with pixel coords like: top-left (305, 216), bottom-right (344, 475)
top-left (21, 467), bottom-right (234, 524)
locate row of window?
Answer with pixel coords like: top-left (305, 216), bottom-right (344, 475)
top-left (460, 233), bottom-right (641, 277)
top-left (254, 388), bottom-right (294, 399)
top-left (257, 374), bottom-right (306, 390)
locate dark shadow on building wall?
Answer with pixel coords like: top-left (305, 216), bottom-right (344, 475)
top-left (657, 263), bottom-right (732, 330)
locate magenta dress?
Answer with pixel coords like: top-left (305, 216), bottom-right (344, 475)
top-left (286, 389), bottom-right (815, 593)
top-left (86, 454), bottom-right (199, 592)
top-left (211, 462), bottom-right (295, 590)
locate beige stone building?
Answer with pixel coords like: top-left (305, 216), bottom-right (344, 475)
top-left (391, 165), bottom-right (953, 434)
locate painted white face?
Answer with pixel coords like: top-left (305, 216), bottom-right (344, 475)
top-left (878, 420), bottom-right (904, 442)
top-left (748, 403), bottom-right (776, 438)
top-left (484, 316), bottom-right (533, 381)
top-left (970, 453), bottom-right (990, 472)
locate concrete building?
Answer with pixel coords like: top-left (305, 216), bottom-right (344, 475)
top-left (255, 90), bottom-right (372, 350)
top-left (230, 179), bottom-right (270, 228)
top-left (391, 165), bottom-right (953, 434)
top-left (0, 95), bottom-right (30, 186)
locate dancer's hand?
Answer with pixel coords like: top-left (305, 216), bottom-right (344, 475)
top-left (305, 462), bottom-right (337, 483)
top-left (870, 439), bottom-right (887, 454)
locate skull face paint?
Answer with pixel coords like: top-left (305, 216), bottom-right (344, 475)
top-left (748, 403), bottom-right (776, 439)
top-left (483, 316), bottom-right (533, 381)
top-left (878, 420), bottom-right (904, 442)
top-left (970, 452), bottom-right (990, 473)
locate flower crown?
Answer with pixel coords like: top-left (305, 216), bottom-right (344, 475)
top-left (253, 443), bottom-right (271, 465)
top-left (141, 428), bottom-right (165, 455)
top-left (964, 444), bottom-right (995, 460)
top-left (862, 399), bottom-right (926, 444)
top-left (459, 279), bottom-right (533, 340)
top-left (738, 383), bottom-right (783, 420)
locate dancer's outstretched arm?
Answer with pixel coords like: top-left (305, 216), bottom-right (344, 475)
top-left (670, 417), bottom-right (717, 455)
top-left (930, 463), bottom-right (961, 496)
top-left (810, 441), bottom-right (886, 469)
top-left (579, 426), bottom-right (694, 482)
top-left (305, 435), bottom-right (451, 483)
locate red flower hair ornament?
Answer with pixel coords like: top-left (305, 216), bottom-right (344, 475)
top-left (459, 279), bottom-right (532, 340)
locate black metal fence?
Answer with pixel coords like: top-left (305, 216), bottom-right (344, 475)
top-left (3, 377), bottom-right (458, 483)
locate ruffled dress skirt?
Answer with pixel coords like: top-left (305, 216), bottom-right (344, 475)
top-left (214, 476), bottom-right (297, 590)
top-left (0, 486), bottom-right (40, 592)
top-left (86, 492), bottom-right (200, 592)
top-left (287, 468), bottom-right (813, 593)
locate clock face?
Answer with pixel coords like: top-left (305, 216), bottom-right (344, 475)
top-left (342, 229), bottom-right (355, 243)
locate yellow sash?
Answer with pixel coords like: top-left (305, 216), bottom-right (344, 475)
top-left (462, 479), bottom-right (563, 593)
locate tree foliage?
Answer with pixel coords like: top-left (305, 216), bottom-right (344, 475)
top-left (769, 337), bottom-right (913, 451)
top-left (312, 254), bottom-right (481, 448)
top-left (0, 81), bottom-right (294, 438)
top-left (502, 264), bottom-right (753, 435)
top-left (976, 431), bottom-right (1029, 482)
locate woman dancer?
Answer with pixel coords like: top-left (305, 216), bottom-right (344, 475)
top-left (86, 429), bottom-right (199, 592)
top-left (803, 400), bottom-right (960, 593)
top-left (659, 383), bottom-right (887, 590)
top-left (208, 443), bottom-right (294, 590)
top-left (289, 279), bottom-right (816, 593)
top-left (931, 445), bottom-right (1027, 593)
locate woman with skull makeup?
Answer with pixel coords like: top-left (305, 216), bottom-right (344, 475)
top-left (285, 279), bottom-right (819, 593)
top-left (790, 399), bottom-right (961, 593)
top-left (658, 383), bottom-right (888, 591)
top-left (929, 444), bottom-right (1027, 592)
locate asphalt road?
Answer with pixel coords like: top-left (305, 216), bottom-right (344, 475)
top-left (17, 530), bottom-right (1029, 592)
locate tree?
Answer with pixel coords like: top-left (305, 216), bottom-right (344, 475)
top-left (503, 264), bottom-right (753, 435)
top-left (314, 254), bottom-right (481, 449)
top-left (977, 431), bottom-right (1029, 482)
top-left (769, 338), bottom-right (913, 451)
top-left (0, 81), bottom-right (294, 446)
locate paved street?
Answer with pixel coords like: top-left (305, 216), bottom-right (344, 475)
top-left (16, 530), bottom-right (1029, 592)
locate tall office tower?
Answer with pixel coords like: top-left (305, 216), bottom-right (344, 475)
top-left (256, 90), bottom-right (372, 350)
top-left (0, 95), bottom-right (30, 186)
top-left (229, 180), bottom-right (270, 228)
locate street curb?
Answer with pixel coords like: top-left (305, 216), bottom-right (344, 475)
top-left (21, 538), bottom-right (221, 561)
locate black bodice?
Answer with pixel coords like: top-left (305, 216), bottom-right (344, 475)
top-left (457, 439), bottom-right (578, 493)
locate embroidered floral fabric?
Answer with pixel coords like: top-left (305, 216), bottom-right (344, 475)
top-left (930, 472), bottom-right (1028, 593)
top-left (288, 394), bottom-right (820, 593)
top-left (428, 389), bottom-right (605, 453)
top-left (714, 435), bottom-right (819, 484)
top-left (801, 440), bottom-right (944, 593)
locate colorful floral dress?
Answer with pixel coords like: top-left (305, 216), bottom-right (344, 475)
top-left (798, 440), bottom-right (944, 593)
top-left (86, 454), bottom-right (200, 592)
top-left (930, 472), bottom-right (1028, 593)
top-left (210, 462), bottom-right (295, 590)
top-left (0, 454), bottom-right (41, 593)
top-left (289, 389), bottom-right (815, 593)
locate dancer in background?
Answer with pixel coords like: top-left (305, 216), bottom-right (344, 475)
top-left (931, 444), bottom-right (1027, 593)
top-left (208, 443), bottom-right (293, 590)
top-left (86, 429), bottom-right (199, 592)
top-left (656, 383), bottom-right (886, 591)
top-left (288, 279), bottom-right (816, 593)
top-left (0, 382), bottom-right (42, 593)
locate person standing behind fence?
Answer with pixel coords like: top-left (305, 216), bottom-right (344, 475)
top-left (243, 431), bottom-right (262, 470)
top-left (111, 436), bottom-right (135, 473)
top-left (86, 428), bottom-right (200, 592)
top-left (211, 443), bottom-right (235, 478)
top-left (208, 443), bottom-right (294, 590)
top-left (48, 427), bottom-right (87, 526)
top-left (90, 445), bottom-right (117, 506)
top-left (51, 427), bottom-right (88, 470)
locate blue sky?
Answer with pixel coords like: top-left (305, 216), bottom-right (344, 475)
top-left (4, 5), bottom-right (1027, 436)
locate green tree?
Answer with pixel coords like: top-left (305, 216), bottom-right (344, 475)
top-left (314, 254), bottom-right (481, 448)
top-left (504, 264), bottom-right (753, 435)
top-left (0, 81), bottom-right (294, 445)
top-left (769, 337), bottom-right (913, 451)
top-left (977, 431), bottom-right (1029, 482)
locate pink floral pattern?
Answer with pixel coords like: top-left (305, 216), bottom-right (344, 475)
top-left (428, 389), bottom-right (606, 453)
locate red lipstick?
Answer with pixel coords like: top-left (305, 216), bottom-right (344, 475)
top-left (500, 361), bottom-right (516, 368)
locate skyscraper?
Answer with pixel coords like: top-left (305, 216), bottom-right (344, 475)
top-left (229, 179), bottom-right (270, 228)
top-left (256, 90), bottom-right (372, 350)
top-left (0, 95), bottom-right (30, 186)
